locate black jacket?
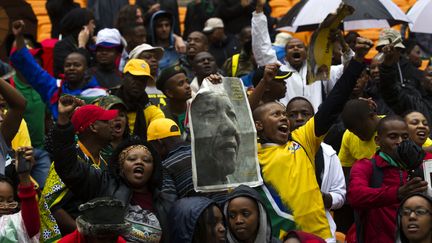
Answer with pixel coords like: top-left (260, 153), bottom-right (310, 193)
top-left (379, 63), bottom-right (432, 123)
top-left (52, 123), bottom-right (175, 242)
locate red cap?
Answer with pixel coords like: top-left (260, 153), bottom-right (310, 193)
top-left (71, 105), bottom-right (118, 133)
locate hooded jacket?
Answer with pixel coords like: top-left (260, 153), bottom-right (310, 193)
top-left (148, 10), bottom-right (180, 71)
top-left (224, 185), bottom-right (281, 243)
top-left (168, 197), bottom-right (217, 243)
top-left (395, 193), bottom-right (432, 243)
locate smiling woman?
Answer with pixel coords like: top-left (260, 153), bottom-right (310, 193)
top-left (396, 193), bottom-right (432, 243)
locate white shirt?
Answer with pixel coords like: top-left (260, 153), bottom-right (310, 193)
top-left (252, 11), bottom-right (353, 112)
top-left (320, 143), bottom-right (346, 243)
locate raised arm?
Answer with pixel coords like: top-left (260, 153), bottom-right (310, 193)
top-left (10, 20), bottom-right (58, 104)
top-left (16, 146), bottom-right (40, 238)
top-left (251, 0), bottom-right (277, 66)
top-left (0, 78), bottom-right (26, 147)
top-left (53, 96), bottom-right (103, 201)
top-left (314, 37), bottom-right (372, 137)
top-left (378, 45), bottom-right (429, 119)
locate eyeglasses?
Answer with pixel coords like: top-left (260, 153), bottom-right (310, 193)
top-left (0, 201), bottom-right (19, 210)
top-left (400, 208), bottom-right (432, 217)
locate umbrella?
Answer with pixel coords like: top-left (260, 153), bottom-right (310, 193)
top-left (0, 0), bottom-right (37, 38)
top-left (407, 0), bottom-right (432, 34)
top-left (278, 0), bottom-right (411, 32)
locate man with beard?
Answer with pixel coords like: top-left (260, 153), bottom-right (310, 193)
top-left (39, 96), bottom-right (118, 241)
top-left (178, 31), bottom-right (209, 81)
top-left (190, 51), bottom-right (220, 94)
top-left (191, 91), bottom-right (240, 186)
top-left (111, 59), bottom-right (165, 140)
top-left (156, 65), bottom-right (191, 133)
top-left (252, 0), bottom-right (353, 112)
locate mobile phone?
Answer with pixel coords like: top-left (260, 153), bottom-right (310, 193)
top-left (16, 150), bottom-right (31, 174)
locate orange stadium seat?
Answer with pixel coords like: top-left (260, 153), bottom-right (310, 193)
top-left (179, 6), bottom-right (186, 35)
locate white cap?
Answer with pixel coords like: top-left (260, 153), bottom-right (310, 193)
top-left (203, 18), bottom-right (224, 33)
top-left (273, 32), bottom-right (292, 47)
top-left (129, 43), bottom-right (164, 60)
top-left (96, 28), bottom-right (123, 47)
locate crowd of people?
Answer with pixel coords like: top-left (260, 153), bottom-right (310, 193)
top-left (0, 0), bottom-right (432, 242)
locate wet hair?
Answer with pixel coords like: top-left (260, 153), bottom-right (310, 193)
top-left (342, 99), bottom-right (376, 130)
top-left (192, 204), bottom-right (222, 243)
top-left (401, 110), bottom-right (425, 119)
top-left (0, 174), bottom-right (14, 190)
top-left (60, 8), bottom-right (94, 37)
top-left (286, 96), bottom-right (314, 113)
top-left (65, 51), bottom-right (88, 67)
top-left (115, 5), bottom-right (143, 32)
top-left (109, 136), bottom-right (161, 191)
top-left (376, 115), bottom-right (406, 136)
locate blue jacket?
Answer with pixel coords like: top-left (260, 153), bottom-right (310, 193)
top-left (10, 48), bottom-right (101, 119)
top-left (149, 10), bottom-right (180, 71)
top-left (168, 197), bottom-right (216, 243)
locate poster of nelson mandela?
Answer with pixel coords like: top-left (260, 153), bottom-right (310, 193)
top-left (189, 77), bottom-right (262, 192)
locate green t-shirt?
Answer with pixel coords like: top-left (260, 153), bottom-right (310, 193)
top-left (13, 74), bottom-right (46, 148)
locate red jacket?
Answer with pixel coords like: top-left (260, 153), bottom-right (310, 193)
top-left (347, 152), bottom-right (432, 243)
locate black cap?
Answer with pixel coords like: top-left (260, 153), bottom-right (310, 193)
top-left (156, 64), bottom-right (187, 91)
top-left (252, 67), bottom-right (292, 87)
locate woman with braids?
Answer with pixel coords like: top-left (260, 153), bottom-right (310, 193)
top-left (51, 95), bottom-right (174, 242)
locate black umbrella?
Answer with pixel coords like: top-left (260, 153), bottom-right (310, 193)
top-left (0, 0), bottom-right (37, 38)
top-left (278, 0), bottom-right (410, 32)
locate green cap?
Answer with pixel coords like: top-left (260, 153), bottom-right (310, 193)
top-left (156, 64), bottom-right (187, 91)
top-left (93, 95), bottom-right (127, 110)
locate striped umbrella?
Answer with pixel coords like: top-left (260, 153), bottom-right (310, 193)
top-left (278, 0), bottom-right (411, 32)
top-left (407, 0), bottom-right (432, 34)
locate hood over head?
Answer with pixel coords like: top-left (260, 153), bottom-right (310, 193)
top-left (168, 196), bottom-right (216, 243)
top-left (224, 185), bottom-right (274, 243)
top-left (148, 10), bottom-right (175, 47)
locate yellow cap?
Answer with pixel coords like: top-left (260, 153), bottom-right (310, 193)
top-left (123, 59), bottom-right (153, 79)
top-left (147, 118), bottom-right (181, 141)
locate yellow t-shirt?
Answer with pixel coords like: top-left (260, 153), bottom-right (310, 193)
top-left (258, 118), bottom-right (331, 239)
top-left (127, 105), bottom-right (165, 134)
top-left (339, 131), bottom-right (432, 167)
top-left (423, 137), bottom-right (432, 147)
top-left (11, 119), bottom-right (32, 150)
top-left (338, 130), bottom-right (378, 167)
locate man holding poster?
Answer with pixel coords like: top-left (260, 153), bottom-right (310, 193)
top-left (189, 77), bottom-right (262, 191)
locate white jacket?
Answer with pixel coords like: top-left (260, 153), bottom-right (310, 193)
top-left (251, 11), bottom-right (353, 112)
top-left (320, 143), bottom-right (346, 243)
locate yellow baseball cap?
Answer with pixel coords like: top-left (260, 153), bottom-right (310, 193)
top-left (147, 118), bottom-right (181, 141)
top-left (123, 59), bottom-right (153, 79)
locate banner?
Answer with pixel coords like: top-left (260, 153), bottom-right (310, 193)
top-left (189, 77), bottom-right (262, 192)
top-left (307, 3), bottom-right (354, 84)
